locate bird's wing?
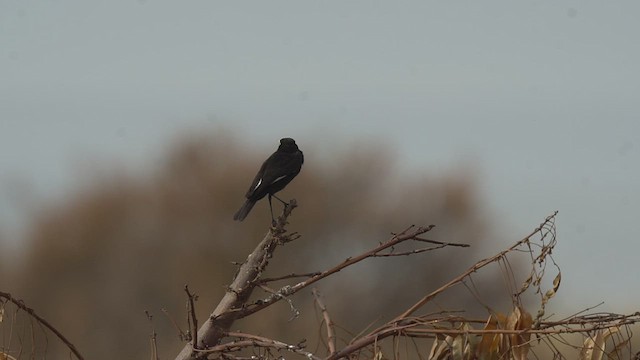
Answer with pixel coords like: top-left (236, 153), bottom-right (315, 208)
top-left (245, 158), bottom-right (269, 198)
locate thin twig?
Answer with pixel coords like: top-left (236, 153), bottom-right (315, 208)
top-left (395, 211), bottom-right (558, 321)
top-left (403, 321), bottom-right (640, 336)
top-left (193, 331), bottom-right (322, 360)
top-left (413, 237), bottom-right (471, 247)
top-left (184, 285), bottom-right (198, 349)
top-left (312, 288), bottom-right (336, 355)
top-left (161, 308), bottom-right (186, 341)
top-left (326, 312), bottom-right (640, 360)
top-left (0, 291), bottom-right (84, 360)
top-left (373, 244), bottom-right (448, 257)
top-left (326, 324), bottom-right (417, 360)
top-left (326, 211), bottom-right (561, 360)
top-left (551, 302), bottom-right (605, 324)
top-left (235, 224), bottom-right (437, 319)
top-left (145, 310), bottom-right (159, 360)
top-left (258, 284), bottom-right (301, 321)
top-left (259, 272), bottom-right (322, 284)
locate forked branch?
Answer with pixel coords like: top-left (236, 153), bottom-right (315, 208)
top-left (174, 200), bottom-right (299, 360)
top-left (173, 201), bottom-right (465, 360)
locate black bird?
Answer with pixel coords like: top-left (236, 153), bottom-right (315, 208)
top-left (234, 138), bottom-right (304, 222)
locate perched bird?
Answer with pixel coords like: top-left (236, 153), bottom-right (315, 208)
top-left (234, 138), bottom-right (304, 222)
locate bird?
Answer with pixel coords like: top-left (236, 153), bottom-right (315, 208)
top-left (234, 138), bottom-right (304, 222)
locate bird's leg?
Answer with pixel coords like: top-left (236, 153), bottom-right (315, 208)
top-left (271, 193), bottom-right (288, 205)
top-left (268, 194), bottom-right (276, 225)
top-left (271, 194), bottom-right (289, 225)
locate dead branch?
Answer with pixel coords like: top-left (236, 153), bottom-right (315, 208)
top-left (259, 272), bottom-right (322, 284)
top-left (145, 310), bottom-right (160, 360)
top-left (312, 288), bottom-right (337, 355)
top-left (185, 285), bottom-right (199, 348)
top-left (323, 310), bottom-right (640, 359)
top-left (174, 199), bottom-right (472, 360)
top-left (173, 200), bottom-right (299, 360)
top-left (396, 211), bottom-right (558, 321)
top-left (174, 209), bottom-right (634, 360)
top-left (257, 284), bottom-right (299, 320)
top-left (233, 224), bottom-right (439, 319)
top-left (412, 237), bottom-right (471, 247)
top-left (194, 332), bottom-right (321, 360)
top-left (326, 211), bottom-right (561, 360)
top-left (0, 291), bottom-right (84, 360)
top-left (162, 308), bottom-right (187, 341)
top-left (371, 244), bottom-right (448, 257)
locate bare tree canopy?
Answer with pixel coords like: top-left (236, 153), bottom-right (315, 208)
top-left (2, 136), bottom-right (639, 359)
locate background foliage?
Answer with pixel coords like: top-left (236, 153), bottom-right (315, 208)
top-left (1, 134), bottom-right (501, 359)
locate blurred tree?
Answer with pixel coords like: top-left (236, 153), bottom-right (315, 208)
top-left (7, 133), bottom-right (498, 359)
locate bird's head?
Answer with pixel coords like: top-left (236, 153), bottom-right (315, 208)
top-left (278, 138), bottom-right (299, 152)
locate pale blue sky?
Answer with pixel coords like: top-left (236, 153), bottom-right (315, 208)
top-left (1, 1), bottom-right (639, 311)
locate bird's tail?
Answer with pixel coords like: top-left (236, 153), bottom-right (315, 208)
top-left (233, 199), bottom-right (256, 221)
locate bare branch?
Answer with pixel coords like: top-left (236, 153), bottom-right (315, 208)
top-left (372, 244), bottom-right (448, 257)
top-left (412, 237), bottom-right (471, 247)
top-left (235, 224), bottom-right (437, 319)
top-left (325, 311), bottom-right (640, 360)
top-left (0, 291), bottom-right (84, 360)
top-left (326, 211), bottom-right (562, 360)
top-left (394, 211), bottom-right (559, 321)
top-left (161, 308), bottom-right (187, 341)
top-left (174, 209), bottom-right (619, 360)
top-left (173, 200), bottom-right (299, 360)
top-left (184, 285), bottom-right (198, 349)
top-left (259, 272), bottom-right (322, 284)
top-left (257, 284), bottom-right (299, 320)
top-left (193, 332), bottom-right (322, 360)
top-left (312, 288), bottom-right (336, 355)
top-left (145, 310), bottom-right (159, 360)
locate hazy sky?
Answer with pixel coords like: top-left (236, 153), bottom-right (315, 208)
top-left (1, 2), bottom-right (639, 311)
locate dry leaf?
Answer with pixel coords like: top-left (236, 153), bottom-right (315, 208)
top-left (578, 327), bottom-right (621, 360)
top-left (476, 314), bottom-right (505, 360)
top-left (429, 336), bottom-right (453, 360)
top-left (507, 306), bottom-right (533, 360)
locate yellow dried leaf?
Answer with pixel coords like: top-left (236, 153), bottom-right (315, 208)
top-left (373, 347), bottom-right (384, 360)
top-left (452, 335), bottom-right (465, 360)
top-left (0, 351), bottom-right (17, 360)
top-left (461, 323), bottom-right (479, 360)
top-left (519, 308), bottom-right (533, 330)
top-left (428, 337), bottom-right (441, 359)
top-left (476, 315), bottom-right (504, 360)
top-left (507, 306), bottom-right (532, 360)
top-left (552, 272), bottom-right (561, 292)
top-left (506, 307), bottom-right (520, 331)
top-left (518, 272), bottom-right (534, 295)
top-left (429, 336), bottom-right (453, 360)
top-left (542, 272), bottom-right (562, 301)
top-left (578, 327), bottom-right (621, 360)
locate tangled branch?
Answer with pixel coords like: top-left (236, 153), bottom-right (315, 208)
top-left (173, 201), bottom-right (465, 360)
top-left (0, 291), bottom-right (84, 360)
top-left (173, 210), bottom-right (640, 360)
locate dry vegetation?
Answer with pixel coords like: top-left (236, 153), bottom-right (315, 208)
top-left (1, 135), bottom-right (638, 359)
